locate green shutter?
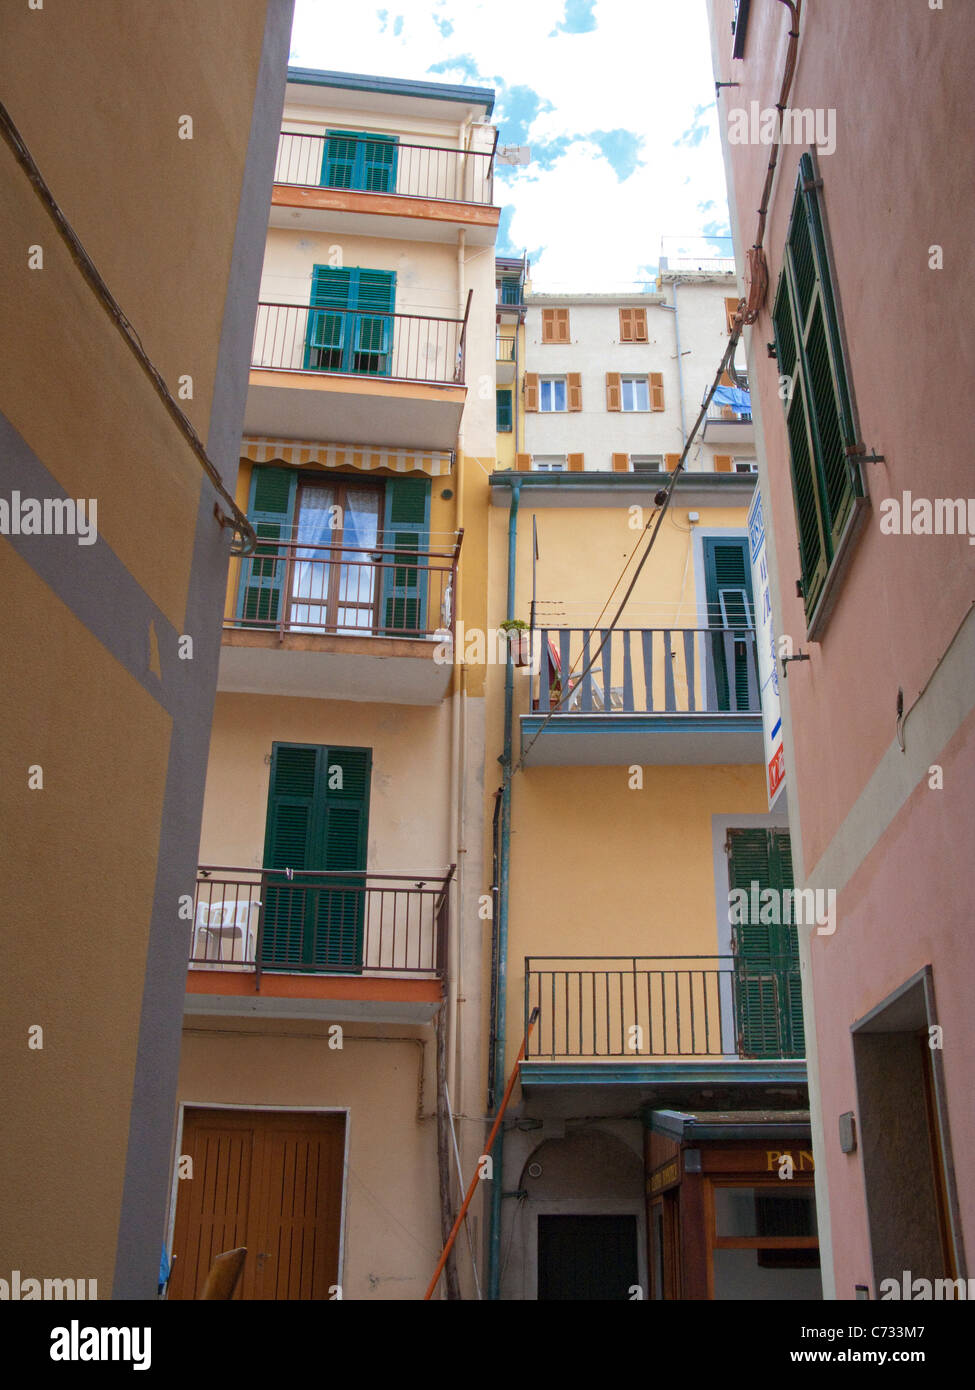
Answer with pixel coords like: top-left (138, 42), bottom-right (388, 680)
top-left (237, 465), bottom-right (297, 626)
top-left (776, 154), bottom-right (862, 617)
top-left (500, 277), bottom-right (520, 305)
top-left (303, 266), bottom-right (395, 375)
top-left (496, 388), bottom-right (513, 433)
top-left (728, 828), bottom-right (804, 1058)
top-left (261, 743), bottom-right (371, 973)
top-left (322, 130), bottom-right (398, 193)
top-left (703, 537), bottom-right (755, 711)
top-left (379, 478), bottom-right (431, 635)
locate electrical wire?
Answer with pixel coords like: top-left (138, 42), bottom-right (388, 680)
top-left (0, 100), bottom-right (257, 556)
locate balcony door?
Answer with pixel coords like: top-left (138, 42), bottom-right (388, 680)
top-left (303, 265), bottom-right (395, 376)
top-left (291, 478), bottom-right (383, 633)
top-left (260, 743), bottom-right (371, 973)
top-left (727, 828), bottom-right (804, 1058)
top-left (703, 537), bottom-right (755, 711)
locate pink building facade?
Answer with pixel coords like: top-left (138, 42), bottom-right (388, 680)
top-left (707, 0), bottom-right (975, 1298)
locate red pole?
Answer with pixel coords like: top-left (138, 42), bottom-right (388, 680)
top-left (423, 1006), bottom-right (539, 1300)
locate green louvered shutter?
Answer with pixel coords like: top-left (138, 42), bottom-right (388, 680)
top-left (261, 744), bottom-right (371, 973)
top-left (496, 388), bottom-right (513, 432)
top-left (304, 265), bottom-right (353, 371)
top-left (322, 131), bottom-right (398, 193)
top-left (352, 269), bottom-right (395, 376)
top-left (380, 478), bottom-right (431, 635)
top-left (237, 466), bottom-right (297, 627)
top-left (703, 538), bottom-right (755, 711)
top-left (362, 135), bottom-right (398, 192)
top-left (775, 154), bottom-right (862, 618)
top-left (322, 132), bottom-right (357, 188)
top-left (728, 828), bottom-right (803, 1058)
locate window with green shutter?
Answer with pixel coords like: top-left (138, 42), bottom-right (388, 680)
top-left (236, 465), bottom-right (297, 627)
top-left (499, 276), bottom-right (521, 305)
top-left (773, 154), bottom-right (864, 627)
top-left (727, 828), bottom-right (804, 1059)
top-left (496, 388), bottom-right (513, 433)
top-left (304, 265), bottom-right (396, 376)
top-left (379, 477), bottom-right (431, 635)
top-left (703, 537), bottom-right (758, 712)
top-left (322, 130), bottom-right (398, 194)
top-left (261, 743), bottom-right (371, 973)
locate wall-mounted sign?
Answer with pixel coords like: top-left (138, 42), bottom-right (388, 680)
top-left (748, 485), bottom-right (785, 807)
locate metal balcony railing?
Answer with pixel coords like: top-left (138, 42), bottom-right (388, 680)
top-left (706, 400), bottom-right (753, 424)
top-left (190, 866), bottom-right (453, 983)
top-left (274, 130), bottom-right (496, 205)
top-left (227, 532), bottom-right (461, 641)
top-left (496, 336), bottom-right (516, 362)
top-left (525, 956), bottom-right (804, 1060)
top-left (251, 300), bottom-right (469, 387)
top-left (534, 626), bottom-right (760, 715)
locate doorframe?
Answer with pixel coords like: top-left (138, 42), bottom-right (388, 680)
top-left (528, 1199), bottom-right (648, 1301)
top-left (166, 1101), bottom-right (351, 1298)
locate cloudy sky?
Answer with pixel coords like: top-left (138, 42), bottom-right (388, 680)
top-left (289, 0), bottom-right (733, 291)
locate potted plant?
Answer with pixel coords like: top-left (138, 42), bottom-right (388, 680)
top-left (499, 618), bottom-right (533, 668)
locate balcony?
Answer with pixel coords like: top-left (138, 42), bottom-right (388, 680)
top-left (702, 398), bottom-right (755, 445)
top-left (270, 131), bottom-right (500, 245)
top-left (244, 301), bottom-right (469, 449)
top-left (185, 866), bottom-right (452, 1023)
top-left (521, 626), bottom-right (764, 766)
top-left (521, 957), bottom-right (807, 1113)
top-left (496, 334), bottom-right (516, 384)
top-left (219, 534), bottom-right (460, 703)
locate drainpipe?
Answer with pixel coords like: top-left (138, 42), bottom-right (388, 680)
top-left (487, 478), bottom-right (520, 1300)
top-left (657, 281), bottom-right (687, 447)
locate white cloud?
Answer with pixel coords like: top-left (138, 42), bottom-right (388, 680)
top-left (290, 0), bottom-right (732, 290)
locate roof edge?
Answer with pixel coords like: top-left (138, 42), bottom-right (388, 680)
top-left (286, 67), bottom-right (495, 116)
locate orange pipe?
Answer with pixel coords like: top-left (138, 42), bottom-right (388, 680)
top-left (423, 1006), bottom-right (539, 1300)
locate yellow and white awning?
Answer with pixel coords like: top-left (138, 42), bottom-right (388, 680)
top-left (240, 436), bottom-right (453, 476)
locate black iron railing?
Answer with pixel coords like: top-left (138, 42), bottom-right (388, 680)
top-left (275, 130), bottom-right (496, 204)
top-left (189, 867), bottom-right (453, 982)
top-left (525, 956), bottom-right (804, 1060)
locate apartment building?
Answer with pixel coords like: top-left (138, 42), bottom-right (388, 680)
top-left (167, 68), bottom-right (499, 1301)
top-left (495, 254), bottom-right (529, 469)
top-left (0, 0), bottom-right (292, 1300)
top-left (516, 274), bottom-right (753, 476)
top-left (707, 0), bottom-right (974, 1298)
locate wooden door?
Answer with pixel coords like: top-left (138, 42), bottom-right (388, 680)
top-left (168, 1108), bottom-right (345, 1300)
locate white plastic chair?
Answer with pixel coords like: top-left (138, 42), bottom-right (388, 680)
top-left (193, 899), bottom-right (258, 965)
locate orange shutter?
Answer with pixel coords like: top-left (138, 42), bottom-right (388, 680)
top-left (633, 307), bottom-right (648, 341)
top-left (665, 453), bottom-right (681, 471)
top-left (516, 453), bottom-right (531, 470)
top-left (567, 453), bottom-right (584, 472)
top-left (612, 453), bottom-right (630, 472)
top-left (606, 373), bottom-right (622, 411)
top-left (541, 310), bottom-right (554, 343)
top-left (714, 454), bottom-right (733, 472)
top-left (567, 373), bottom-right (582, 411)
top-left (724, 297), bottom-right (740, 334)
top-left (649, 372), bottom-right (665, 411)
top-left (619, 308), bottom-right (632, 341)
top-left (555, 308), bottom-right (570, 342)
top-left (524, 373), bottom-right (539, 411)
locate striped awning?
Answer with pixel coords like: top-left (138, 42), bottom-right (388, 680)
top-left (240, 436), bottom-right (454, 476)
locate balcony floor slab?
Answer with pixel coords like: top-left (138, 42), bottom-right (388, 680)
top-left (519, 712), bottom-right (765, 766)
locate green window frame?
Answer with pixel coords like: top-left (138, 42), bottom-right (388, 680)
top-left (303, 265), bottom-right (396, 377)
top-left (727, 828), bottom-right (804, 1060)
top-left (499, 276), bottom-right (521, 305)
top-left (261, 743), bottom-right (371, 973)
top-left (496, 388), bottom-right (513, 433)
top-left (773, 153), bottom-right (864, 628)
top-left (322, 129), bottom-right (398, 193)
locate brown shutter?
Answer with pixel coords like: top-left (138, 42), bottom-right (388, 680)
top-left (649, 372), bottom-right (665, 411)
top-left (555, 308), bottom-right (570, 342)
top-left (567, 453), bottom-right (584, 472)
top-left (606, 373), bottom-right (622, 411)
top-left (714, 454), bottom-right (733, 473)
top-left (724, 297), bottom-right (740, 334)
top-left (524, 373), bottom-right (539, 411)
top-left (633, 307), bottom-right (648, 342)
top-left (516, 453), bottom-right (531, 470)
top-left (665, 453), bottom-right (682, 471)
top-left (567, 373), bottom-right (582, 411)
top-left (619, 308), bottom-right (632, 341)
top-left (611, 453), bottom-right (630, 472)
top-left (541, 309), bottom-right (554, 343)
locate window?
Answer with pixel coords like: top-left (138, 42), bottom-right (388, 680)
top-left (532, 455), bottom-right (567, 472)
top-left (732, 0), bottom-right (752, 60)
top-left (238, 466), bottom-right (431, 637)
top-left (631, 454), bottom-right (664, 471)
top-left (322, 130), bottom-right (398, 193)
top-left (724, 296), bottom-right (741, 334)
top-left (303, 265), bottom-right (395, 377)
top-left (541, 307), bottom-right (570, 343)
top-left (772, 154), bottom-right (865, 629)
top-left (499, 276), bottom-right (521, 305)
top-left (539, 377), bottom-right (567, 412)
top-left (496, 389), bottom-right (513, 433)
top-left (735, 458), bottom-right (758, 474)
top-left (620, 376), bottom-right (650, 411)
top-left (619, 307), bottom-right (648, 342)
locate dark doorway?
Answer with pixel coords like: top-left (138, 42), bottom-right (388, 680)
top-left (537, 1214), bottom-right (639, 1300)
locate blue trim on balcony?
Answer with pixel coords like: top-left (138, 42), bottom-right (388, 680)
top-left (520, 1060), bottom-right (808, 1089)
